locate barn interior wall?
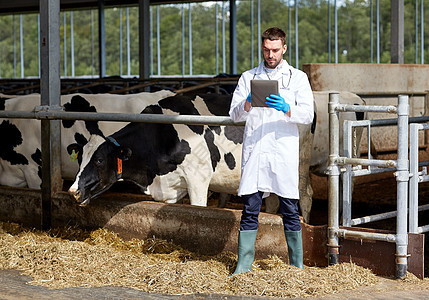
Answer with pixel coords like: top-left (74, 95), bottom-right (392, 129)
top-left (304, 63), bottom-right (429, 158)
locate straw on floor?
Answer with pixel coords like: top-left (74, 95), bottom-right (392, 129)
top-left (0, 221), bottom-right (418, 298)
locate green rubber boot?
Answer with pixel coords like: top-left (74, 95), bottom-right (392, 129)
top-left (284, 230), bottom-right (304, 269)
top-left (233, 229), bottom-right (258, 275)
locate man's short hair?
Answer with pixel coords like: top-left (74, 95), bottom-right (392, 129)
top-left (262, 27), bottom-right (286, 45)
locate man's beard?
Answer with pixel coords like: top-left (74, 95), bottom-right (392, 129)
top-left (264, 58), bottom-right (282, 69)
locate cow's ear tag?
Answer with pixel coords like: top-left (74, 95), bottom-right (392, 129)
top-left (70, 150), bottom-right (78, 162)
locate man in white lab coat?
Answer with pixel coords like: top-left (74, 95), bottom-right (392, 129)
top-left (229, 27), bottom-right (314, 274)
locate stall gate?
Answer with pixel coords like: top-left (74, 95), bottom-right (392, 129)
top-left (410, 123), bottom-right (429, 234)
top-left (327, 93), bottom-right (429, 279)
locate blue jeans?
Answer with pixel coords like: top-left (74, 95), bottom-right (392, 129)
top-left (240, 191), bottom-right (301, 231)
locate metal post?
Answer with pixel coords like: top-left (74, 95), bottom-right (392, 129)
top-left (415, 0), bottom-right (419, 64)
top-left (215, 3), bottom-right (219, 74)
top-left (342, 120), bottom-right (353, 227)
top-left (91, 10), bottom-right (95, 77)
top-left (222, 2), bottom-right (226, 73)
top-left (409, 123), bottom-right (420, 234)
top-left (258, 0), bottom-right (261, 64)
top-left (71, 11), bottom-right (75, 77)
top-left (20, 14), bottom-right (24, 78)
top-left (120, 8), bottom-right (123, 76)
top-left (229, 0), bottom-right (237, 74)
top-left (391, 0), bottom-right (404, 64)
top-left (64, 12), bottom-right (67, 76)
top-left (39, 0), bottom-right (62, 230)
top-left (182, 5), bottom-right (185, 75)
top-left (395, 94), bottom-right (409, 279)
top-left (150, 5), bottom-right (153, 76)
top-left (288, 0), bottom-right (291, 63)
top-left (126, 7), bottom-right (131, 77)
top-left (334, 0), bottom-right (338, 63)
top-left (13, 15), bottom-right (16, 78)
top-left (38, 14), bottom-right (40, 77)
top-left (328, 0), bottom-right (331, 63)
top-left (421, 0), bottom-right (424, 64)
top-left (370, 0), bottom-right (373, 63)
top-left (138, 0), bottom-right (150, 79)
top-left (188, 4), bottom-right (192, 75)
top-left (377, 0), bottom-right (380, 63)
top-left (250, 0), bottom-right (254, 68)
top-left (157, 6), bottom-right (161, 76)
top-left (328, 92), bottom-right (340, 265)
top-left (98, 0), bottom-right (106, 77)
top-left (295, 0), bottom-right (298, 68)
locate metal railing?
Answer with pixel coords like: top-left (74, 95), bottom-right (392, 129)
top-left (0, 102), bottom-right (246, 230)
top-left (409, 123), bottom-right (429, 234)
top-left (0, 106), bottom-right (244, 127)
top-left (342, 116), bottom-right (429, 228)
top-left (327, 93), bottom-right (410, 279)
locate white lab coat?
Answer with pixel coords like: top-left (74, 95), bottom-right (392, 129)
top-left (229, 60), bottom-right (314, 199)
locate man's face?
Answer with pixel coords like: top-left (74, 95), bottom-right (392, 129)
top-left (262, 39), bottom-right (287, 69)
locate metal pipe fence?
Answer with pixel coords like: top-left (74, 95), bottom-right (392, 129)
top-left (1, 91), bottom-right (427, 279)
top-left (328, 92), bottom-right (410, 279)
top-left (342, 115), bottom-right (429, 228)
top-left (0, 108), bottom-right (245, 127)
top-left (0, 101), bottom-right (245, 229)
top-left (409, 123), bottom-right (429, 234)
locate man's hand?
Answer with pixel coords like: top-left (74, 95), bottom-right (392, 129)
top-left (244, 92), bottom-right (252, 112)
top-left (246, 92), bottom-right (252, 103)
top-left (266, 94), bottom-right (290, 113)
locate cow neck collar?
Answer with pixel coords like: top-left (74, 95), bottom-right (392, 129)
top-left (106, 136), bottom-right (121, 147)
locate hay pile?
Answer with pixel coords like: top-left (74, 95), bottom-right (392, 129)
top-left (398, 272), bottom-right (429, 290)
top-left (0, 221), bottom-right (379, 298)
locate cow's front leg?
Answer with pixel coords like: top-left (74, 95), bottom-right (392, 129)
top-left (184, 167), bottom-right (212, 207)
top-left (187, 178), bottom-right (211, 206)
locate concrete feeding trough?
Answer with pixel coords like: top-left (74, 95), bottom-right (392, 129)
top-left (0, 186), bottom-right (327, 264)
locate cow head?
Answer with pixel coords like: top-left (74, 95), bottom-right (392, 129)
top-left (68, 135), bottom-right (131, 206)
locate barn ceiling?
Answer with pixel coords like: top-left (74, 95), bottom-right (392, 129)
top-left (0, 0), bottom-right (216, 14)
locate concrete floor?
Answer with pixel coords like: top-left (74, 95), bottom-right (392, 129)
top-left (1, 269), bottom-right (429, 300)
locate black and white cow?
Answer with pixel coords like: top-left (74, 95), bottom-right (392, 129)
top-left (1, 90), bottom-right (365, 223)
top-left (68, 91), bottom-right (366, 223)
top-left (0, 90), bottom-right (175, 188)
top-left (68, 94), bottom-right (244, 207)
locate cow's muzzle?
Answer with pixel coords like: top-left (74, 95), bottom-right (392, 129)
top-left (68, 188), bottom-right (90, 206)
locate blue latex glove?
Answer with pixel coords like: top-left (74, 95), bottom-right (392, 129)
top-left (265, 94), bottom-right (290, 113)
top-left (246, 92), bottom-right (251, 103)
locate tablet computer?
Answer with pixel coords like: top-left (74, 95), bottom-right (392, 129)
top-left (250, 80), bottom-right (279, 107)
